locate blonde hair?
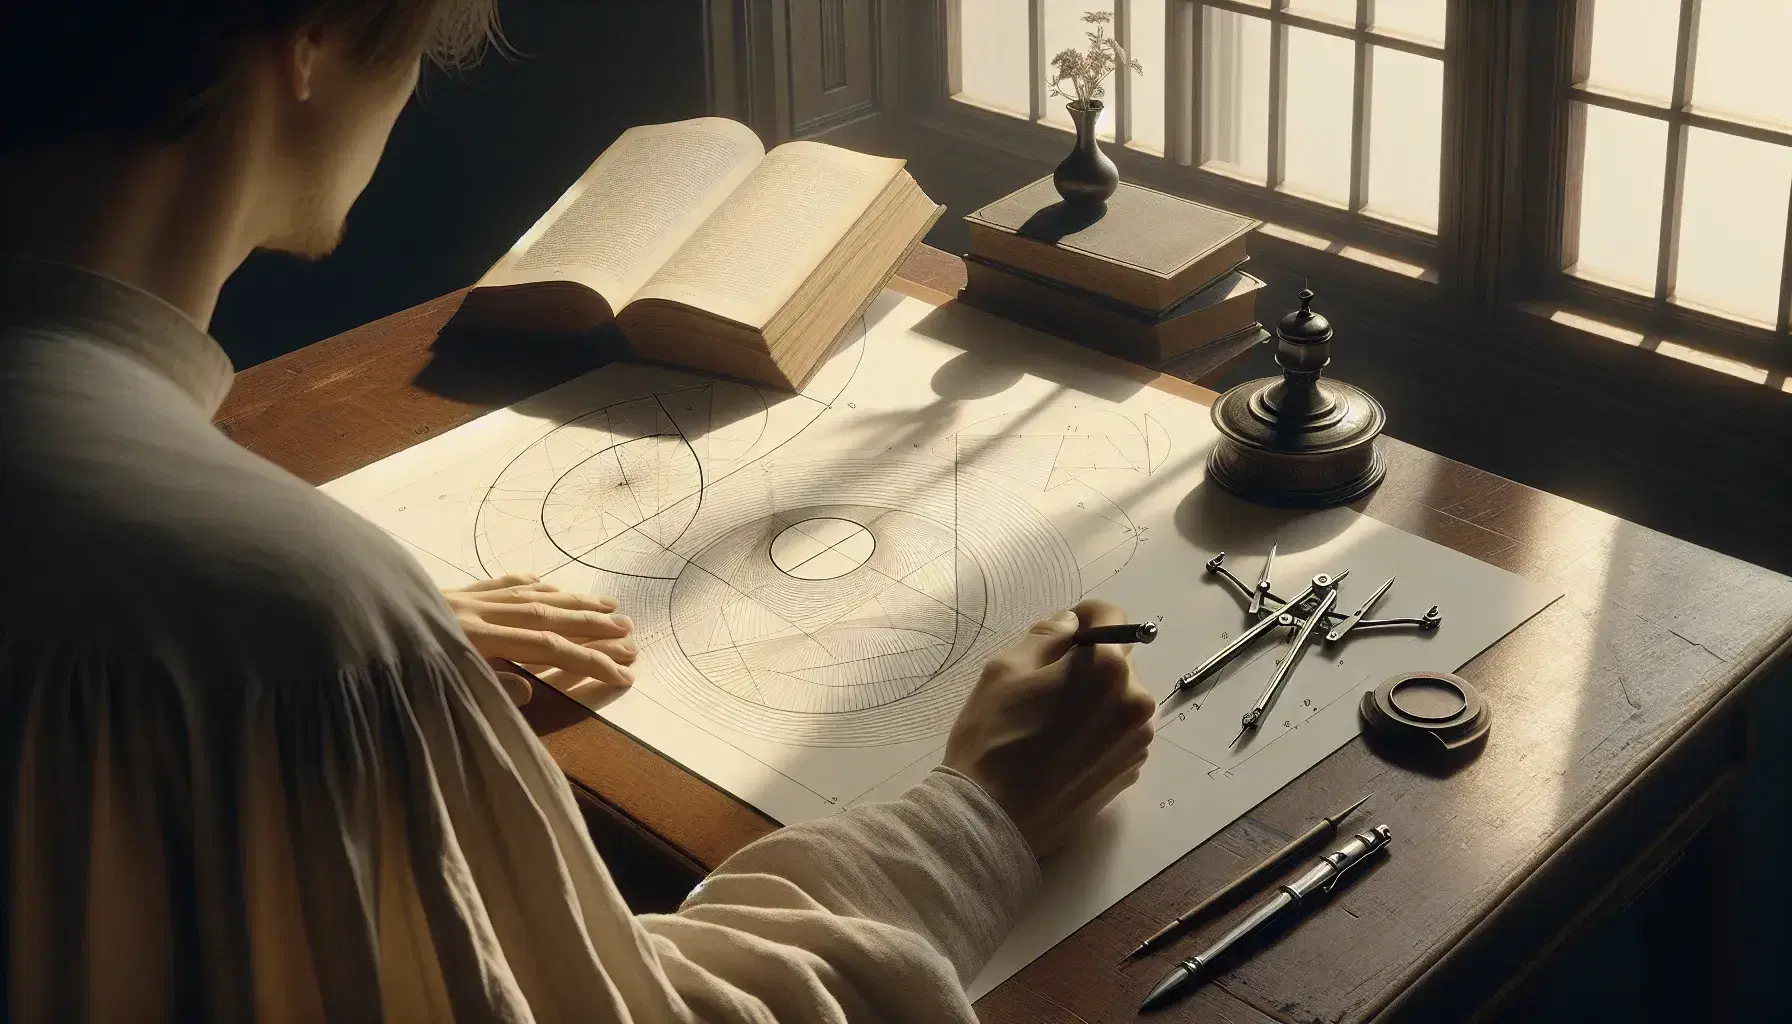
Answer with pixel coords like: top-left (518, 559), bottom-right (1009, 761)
top-left (338, 0), bottom-right (505, 70)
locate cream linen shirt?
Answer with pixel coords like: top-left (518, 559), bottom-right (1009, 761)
top-left (0, 256), bottom-right (1040, 1021)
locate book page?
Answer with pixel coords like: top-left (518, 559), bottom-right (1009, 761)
top-left (629, 142), bottom-right (904, 328)
top-left (479, 118), bottom-right (765, 309)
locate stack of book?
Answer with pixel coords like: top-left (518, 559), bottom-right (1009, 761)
top-left (960, 177), bottom-right (1268, 377)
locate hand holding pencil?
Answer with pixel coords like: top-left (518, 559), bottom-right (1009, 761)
top-left (943, 600), bottom-right (1158, 858)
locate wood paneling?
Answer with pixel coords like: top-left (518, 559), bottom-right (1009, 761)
top-left (788, 0), bottom-right (876, 133)
top-left (709, 0), bottom-right (894, 144)
top-left (820, 0), bottom-right (848, 90)
top-left (706, 0), bottom-right (888, 145)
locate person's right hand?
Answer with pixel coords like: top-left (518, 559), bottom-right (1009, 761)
top-left (942, 598), bottom-right (1156, 859)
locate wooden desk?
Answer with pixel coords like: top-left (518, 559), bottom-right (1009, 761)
top-left (220, 244), bottom-right (1792, 1022)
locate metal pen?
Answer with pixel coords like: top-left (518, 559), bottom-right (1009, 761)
top-left (1119, 794), bottom-right (1370, 962)
top-left (1140, 825), bottom-right (1393, 1012)
top-left (1071, 622), bottom-right (1159, 646)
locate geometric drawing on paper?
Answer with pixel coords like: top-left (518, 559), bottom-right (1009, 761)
top-left (474, 393), bottom-right (1161, 747)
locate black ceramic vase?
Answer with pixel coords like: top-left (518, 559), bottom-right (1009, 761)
top-left (1053, 100), bottom-right (1119, 206)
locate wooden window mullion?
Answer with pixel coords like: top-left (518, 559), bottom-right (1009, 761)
top-left (1778, 177), bottom-right (1792, 334)
top-left (1652, 0), bottom-right (1701, 308)
top-left (945, 0), bottom-right (963, 95)
top-left (1030, 0), bottom-right (1047, 121)
top-left (1349, 0), bottom-right (1374, 212)
top-left (1267, 0), bottom-right (1289, 189)
top-left (1116, 0), bottom-right (1133, 144)
top-left (1172, 0), bottom-right (1199, 166)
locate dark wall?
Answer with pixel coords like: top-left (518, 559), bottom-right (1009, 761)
top-left (212, 0), bottom-right (708, 368)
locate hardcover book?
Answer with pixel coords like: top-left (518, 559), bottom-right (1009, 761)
top-left (961, 254), bottom-right (1266, 365)
top-left (965, 177), bottom-right (1261, 313)
top-left (463, 117), bottom-right (943, 390)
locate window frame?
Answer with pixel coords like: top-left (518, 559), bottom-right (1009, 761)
top-left (917, 0), bottom-right (1464, 267)
top-left (1528, 0), bottom-right (1792, 375)
top-left (892, 0), bottom-right (1792, 379)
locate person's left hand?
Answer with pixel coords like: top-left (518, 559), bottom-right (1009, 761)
top-left (444, 574), bottom-right (637, 706)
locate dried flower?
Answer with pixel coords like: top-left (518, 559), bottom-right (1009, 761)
top-left (1047, 10), bottom-right (1144, 108)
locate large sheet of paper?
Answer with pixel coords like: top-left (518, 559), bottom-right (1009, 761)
top-left (323, 292), bottom-right (1558, 998)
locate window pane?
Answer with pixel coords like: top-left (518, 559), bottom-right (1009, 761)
top-left (1674, 129), bottom-right (1792, 326)
top-left (1201, 7), bottom-right (1272, 182)
top-left (1128, 0), bottom-right (1167, 153)
top-left (1285, 0), bottom-right (1357, 27)
top-left (1580, 0), bottom-right (1681, 104)
top-left (1365, 48), bottom-right (1442, 231)
top-left (1044, 0), bottom-right (1117, 140)
top-left (1691, 0), bottom-right (1792, 130)
top-left (1567, 104), bottom-right (1668, 294)
top-left (1282, 26), bottom-right (1355, 206)
top-left (957, 0), bottom-right (1030, 117)
top-left (1372, 0), bottom-right (1446, 46)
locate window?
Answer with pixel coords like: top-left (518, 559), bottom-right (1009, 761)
top-left (1557, 0), bottom-right (1792, 343)
top-left (946, 0), bottom-right (1449, 261)
top-left (910, 0), bottom-right (1792, 377)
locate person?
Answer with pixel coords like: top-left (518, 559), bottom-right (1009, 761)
top-left (0, 1), bottom-right (1157, 1019)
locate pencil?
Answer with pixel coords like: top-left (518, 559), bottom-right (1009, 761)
top-left (1071, 622), bottom-right (1158, 645)
top-left (1118, 794), bottom-right (1371, 963)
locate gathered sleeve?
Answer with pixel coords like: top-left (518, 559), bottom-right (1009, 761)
top-left (4, 631), bottom-right (1037, 1023)
top-left (645, 766), bottom-right (1040, 1020)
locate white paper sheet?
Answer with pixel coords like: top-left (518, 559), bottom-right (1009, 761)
top-left (322, 292), bottom-right (1559, 999)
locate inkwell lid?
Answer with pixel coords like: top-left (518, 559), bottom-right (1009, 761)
top-left (1359, 671), bottom-right (1492, 755)
top-left (1277, 287), bottom-right (1334, 345)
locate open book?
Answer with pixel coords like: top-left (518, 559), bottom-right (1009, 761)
top-left (465, 117), bottom-right (943, 390)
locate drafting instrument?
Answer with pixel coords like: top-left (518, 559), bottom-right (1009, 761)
top-left (1158, 570), bottom-right (1345, 707)
top-left (1072, 622), bottom-right (1159, 646)
top-left (1139, 825), bottom-right (1393, 1012)
top-left (1205, 552), bottom-right (1441, 635)
top-left (1159, 550), bottom-right (1442, 715)
top-left (1232, 580), bottom-right (1340, 746)
top-left (1249, 542), bottom-right (1277, 616)
top-left (1326, 575), bottom-right (1394, 642)
top-left (1119, 794), bottom-right (1370, 963)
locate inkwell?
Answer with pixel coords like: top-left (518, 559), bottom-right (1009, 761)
top-left (1206, 289), bottom-right (1386, 508)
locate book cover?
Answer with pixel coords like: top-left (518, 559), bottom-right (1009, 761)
top-left (965, 178), bottom-right (1261, 310)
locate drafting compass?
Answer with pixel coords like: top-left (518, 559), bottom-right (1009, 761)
top-left (1161, 547), bottom-right (1442, 746)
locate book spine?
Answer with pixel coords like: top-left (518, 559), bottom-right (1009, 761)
top-left (963, 254), bottom-right (1249, 322)
top-left (961, 257), bottom-right (1263, 366)
top-left (968, 226), bottom-right (1166, 311)
top-left (961, 259), bottom-right (1165, 363)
